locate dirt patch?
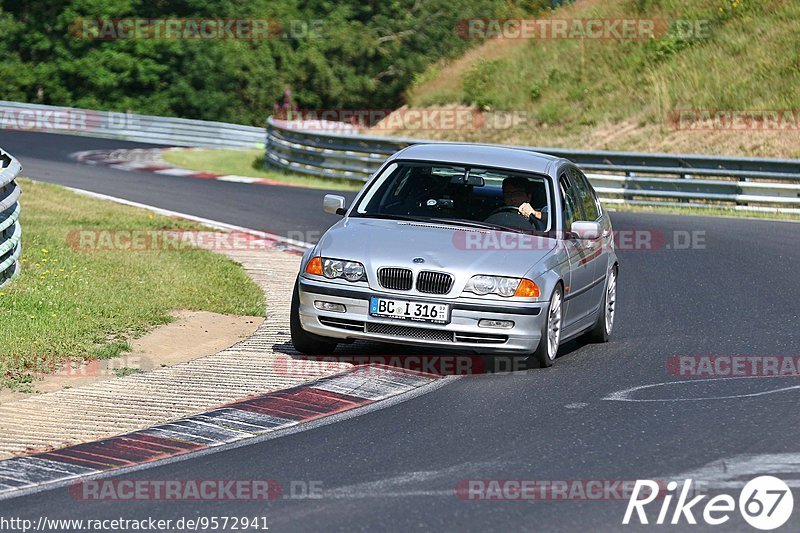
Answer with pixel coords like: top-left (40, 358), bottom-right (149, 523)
top-left (0, 310), bottom-right (263, 403)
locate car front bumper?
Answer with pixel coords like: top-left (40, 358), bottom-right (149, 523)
top-left (297, 277), bottom-right (547, 354)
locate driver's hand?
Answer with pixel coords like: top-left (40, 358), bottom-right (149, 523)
top-left (518, 203), bottom-right (541, 219)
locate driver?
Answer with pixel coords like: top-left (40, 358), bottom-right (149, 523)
top-left (502, 176), bottom-right (546, 226)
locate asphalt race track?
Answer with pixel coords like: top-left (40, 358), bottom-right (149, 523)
top-left (0, 130), bottom-right (345, 241)
top-left (1, 130), bottom-right (799, 531)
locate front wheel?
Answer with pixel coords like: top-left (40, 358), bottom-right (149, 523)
top-left (290, 279), bottom-right (338, 355)
top-left (585, 265), bottom-right (617, 343)
top-left (528, 284), bottom-right (563, 368)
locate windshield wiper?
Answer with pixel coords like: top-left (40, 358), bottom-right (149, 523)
top-left (425, 218), bottom-right (531, 234)
top-left (355, 213), bottom-right (435, 223)
top-left (356, 214), bottom-right (538, 236)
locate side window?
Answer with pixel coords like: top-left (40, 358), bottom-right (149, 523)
top-left (558, 173), bottom-right (581, 233)
top-left (570, 167), bottom-right (600, 221)
top-left (578, 169), bottom-right (603, 218)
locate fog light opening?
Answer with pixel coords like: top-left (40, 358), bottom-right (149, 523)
top-left (314, 301), bottom-right (346, 313)
top-left (478, 319), bottom-right (514, 329)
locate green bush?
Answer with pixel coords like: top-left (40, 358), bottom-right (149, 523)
top-left (462, 59), bottom-right (506, 109)
top-left (0, 0), bottom-right (525, 125)
top-left (536, 101), bottom-right (567, 125)
top-left (529, 81), bottom-right (544, 102)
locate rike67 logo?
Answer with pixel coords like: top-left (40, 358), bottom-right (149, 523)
top-left (624, 477), bottom-right (794, 530)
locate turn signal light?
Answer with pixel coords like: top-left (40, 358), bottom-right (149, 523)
top-left (514, 279), bottom-right (540, 298)
top-left (305, 256), bottom-right (323, 276)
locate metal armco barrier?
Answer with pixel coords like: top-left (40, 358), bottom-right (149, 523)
top-left (0, 147), bottom-right (22, 287)
top-left (0, 101), bottom-right (264, 149)
top-left (265, 117), bottom-right (800, 214)
top-left (2, 99), bottom-right (798, 213)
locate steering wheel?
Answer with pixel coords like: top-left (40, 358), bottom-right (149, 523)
top-left (484, 205), bottom-right (545, 231)
top-left (486, 205), bottom-right (521, 217)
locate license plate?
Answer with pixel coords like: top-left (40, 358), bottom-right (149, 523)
top-left (369, 297), bottom-right (450, 324)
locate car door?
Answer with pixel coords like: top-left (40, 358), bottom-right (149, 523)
top-left (570, 167), bottom-right (609, 307)
top-left (558, 170), bottom-right (596, 331)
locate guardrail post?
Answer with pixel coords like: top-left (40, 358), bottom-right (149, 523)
top-left (680, 173), bottom-right (690, 203)
top-left (623, 171), bottom-right (634, 202)
top-left (264, 120), bottom-right (273, 171)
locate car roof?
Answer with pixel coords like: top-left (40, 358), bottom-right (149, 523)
top-left (388, 143), bottom-right (564, 175)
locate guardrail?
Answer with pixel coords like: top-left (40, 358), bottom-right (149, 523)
top-left (0, 100), bottom-right (264, 149)
top-left (0, 148), bottom-right (22, 288)
top-left (265, 117), bottom-right (800, 214)
top-left (3, 99), bottom-right (798, 213)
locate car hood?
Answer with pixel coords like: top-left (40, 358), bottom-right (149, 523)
top-left (315, 217), bottom-right (558, 290)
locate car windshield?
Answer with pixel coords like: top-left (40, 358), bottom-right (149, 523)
top-left (353, 162), bottom-right (552, 233)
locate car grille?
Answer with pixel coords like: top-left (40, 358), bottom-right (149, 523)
top-left (416, 271), bottom-right (454, 294)
top-left (318, 316), bottom-right (365, 332)
top-left (318, 316), bottom-right (508, 345)
top-left (453, 332), bottom-right (508, 344)
top-left (366, 322), bottom-right (454, 342)
top-left (378, 267), bottom-right (413, 291)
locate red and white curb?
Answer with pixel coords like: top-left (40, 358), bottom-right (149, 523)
top-left (0, 366), bottom-right (440, 498)
top-left (70, 148), bottom-right (301, 187)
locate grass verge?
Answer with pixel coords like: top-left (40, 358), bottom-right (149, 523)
top-left (397, 0), bottom-right (800, 158)
top-left (162, 149), bottom-right (363, 191)
top-left (0, 178), bottom-right (265, 391)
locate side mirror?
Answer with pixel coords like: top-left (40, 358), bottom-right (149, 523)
top-left (323, 194), bottom-right (346, 216)
top-left (571, 221), bottom-right (601, 240)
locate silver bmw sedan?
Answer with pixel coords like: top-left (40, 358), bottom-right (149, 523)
top-left (290, 144), bottom-right (618, 368)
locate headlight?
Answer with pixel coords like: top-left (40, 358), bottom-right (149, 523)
top-left (321, 258), bottom-right (366, 282)
top-left (342, 261), bottom-right (366, 281)
top-left (468, 275), bottom-right (500, 295)
top-left (322, 259), bottom-right (344, 279)
top-left (464, 275), bottom-right (539, 298)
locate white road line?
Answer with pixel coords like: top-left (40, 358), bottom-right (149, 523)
top-left (108, 162), bottom-right (152, 171)
top-left (603, 376), bottom-right (800, 402)
top-left (152, 168), bottom-right (198, 176)
top-left (670, 453), bottom-right (800, 490)
top-left (324, 462), bottom-right (498, 500)
top-left (62, 185), bottom-right (313, 250)
top-left (217, 175), bottom-right (266, 184)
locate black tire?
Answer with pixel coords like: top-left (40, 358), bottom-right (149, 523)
top-left (585, 265), bottom-right (617, 343)
top-left (290, 279), bottom-right (338, 355)
top-left (527, 284), bottom-right (563, 369)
